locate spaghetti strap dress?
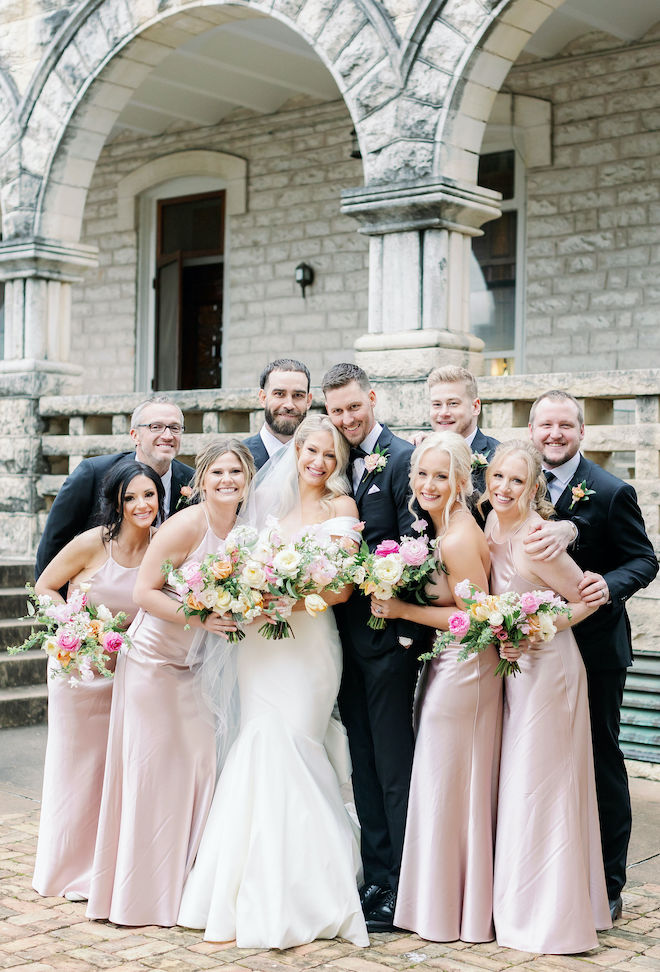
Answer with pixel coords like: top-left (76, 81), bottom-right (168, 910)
top-left (86, 524), bottom-right (219, 927)
top-left (488, 518), bottom-right (611, 953)
top-left (33, 543), bottom-right (140, 898)
top-left (395, 544), bottom-right (502, 942)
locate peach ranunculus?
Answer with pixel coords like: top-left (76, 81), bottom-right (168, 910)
top-left (89, 619), bottom-right (103, 637)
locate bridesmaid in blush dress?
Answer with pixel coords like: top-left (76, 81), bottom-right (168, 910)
top-left (86, 439), bottom-right (255, 928)
top-left (370, 432), bottom-right (501, 944)
top-left (483, 441), bottom-right (611, 954)
top-left (33, 458), bottom-right (163, 901)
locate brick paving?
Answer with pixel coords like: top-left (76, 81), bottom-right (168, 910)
top-left (0, 808), bottom-right (659, 971)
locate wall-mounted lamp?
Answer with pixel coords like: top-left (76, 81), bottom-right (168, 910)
top-left (295, 262), bottom-right (314, 298)
top-left (350, 128), bottom-right (362, 160)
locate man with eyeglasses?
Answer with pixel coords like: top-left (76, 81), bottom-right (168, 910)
top-left (35, 397), bottom-right (193, 577)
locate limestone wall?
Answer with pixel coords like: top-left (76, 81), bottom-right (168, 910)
top-left (69, 97), bottom-right (367, 391)
top-left (507, 28), bottom-right (660, 374)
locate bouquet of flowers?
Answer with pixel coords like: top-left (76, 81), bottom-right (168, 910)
top-left (8, 584), bottom-right (131, 685)
top-left (230, 520), bottom-right (358, 640)
top-left (351, 521), bottom-right (438, 630)
top-left (420, 580), bottom-right (572, 676)
top-left (162, 526), bottom-right (265, 642)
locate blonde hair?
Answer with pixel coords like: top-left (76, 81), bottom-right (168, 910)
top-left (480, 440), bottom-right (555, 520)
top-left (409, 431), bottom-right (473, 536)
top-left (427, 365), bottom-right (479, 401)
top-left (294, 413), bottom-right (351, 508)
top-left (192, 438), bottom-right (256, 503)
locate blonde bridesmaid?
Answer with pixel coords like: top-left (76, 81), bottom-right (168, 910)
top-left (370, 432), bottom-right (502, 943)
top-left (86, 439), bottom-right (255, 928)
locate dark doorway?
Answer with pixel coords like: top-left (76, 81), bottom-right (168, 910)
top-left (154, 190), bottom-right (225, 390)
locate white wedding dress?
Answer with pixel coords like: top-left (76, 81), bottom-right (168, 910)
top-left (177, 516), bottom-right (369, 949)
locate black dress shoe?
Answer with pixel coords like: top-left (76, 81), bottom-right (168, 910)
top-left (365, 889), bottom-right (399, 933)
top-left (609, 895), bottom-right (623, 921)
top-left (359, 883), bottom-right (384, 914)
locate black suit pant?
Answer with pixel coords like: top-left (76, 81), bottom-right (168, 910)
top-left (338, 644), bottom-right (417, 891)
top-left (586, 667), bottom-right (631, 899)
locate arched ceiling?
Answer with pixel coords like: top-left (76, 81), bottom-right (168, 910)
top-left (523, 0), bottom-right (659, 58)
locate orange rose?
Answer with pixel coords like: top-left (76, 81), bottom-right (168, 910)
top-left (185, 592), bottom-right (206, 612)
top-left (89, 619), bottom-right (103, 636)
top-left (525, 615), bottom-right (542, 638)
top-left (210, 558), bottom-right (233, 580)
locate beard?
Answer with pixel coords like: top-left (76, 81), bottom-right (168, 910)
top-left (265, 406), bottom-right (306, 437)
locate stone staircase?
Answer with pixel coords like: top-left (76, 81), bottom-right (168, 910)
top-left (0, 562), bottom-right (47, 728)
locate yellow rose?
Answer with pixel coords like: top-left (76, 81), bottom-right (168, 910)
top-left (304, 593), bottom-right (328, 617)
top-left (215, 589), bottom-right (233, 612)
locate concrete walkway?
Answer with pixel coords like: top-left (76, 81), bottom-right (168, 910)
top-left (0, 725), bottom-right (658, 971)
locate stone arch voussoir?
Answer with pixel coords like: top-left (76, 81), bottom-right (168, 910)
top-left (26, 0), bottom-right (399, 242)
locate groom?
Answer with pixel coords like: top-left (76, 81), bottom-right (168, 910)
top-left (323, 363), bottom-right (422, 932)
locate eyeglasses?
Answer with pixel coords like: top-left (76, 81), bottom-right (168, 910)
top-left (136, 423), bottom-right (184, 435)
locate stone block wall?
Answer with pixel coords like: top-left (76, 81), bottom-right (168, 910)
top-left (506, 28), bottom-right (660, 374)
top-left (70, 97), bottom-right (367, 391)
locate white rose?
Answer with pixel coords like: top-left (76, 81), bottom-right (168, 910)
top-left (488, 611), bottom-right (504, 627)
top-left (251, 539), bottom-right (273, 564)
top-left (538, 613), bottom-right (556, 641)
top-left (96, 604), bottom-right (113, 623)
top-left (272, 547), bottom-right (302, 578)
top-left (352, 565), bottom-right (367, 585)
top-left (373, 554), bottom-right (404, 586)
top-left (214, 589), bottom-right (232, 613)
top-left (373, 584), bottom-right (393, 600)
top-left (241, 563), bottom-right (267, 589)
top-left (199, 588), bottom-right (220, 610)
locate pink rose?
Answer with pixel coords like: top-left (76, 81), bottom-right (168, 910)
top-left (310, 557), bottom-right (338, 587)
top-left (520, 591), bottom-right (541, 615)
top-left (399, 538), bottom-right (429, 567)
top-left (55, 629), bottom-right (82, 653)
top-left (375, 539), bottom-right (400, 557)
top-left (448, 612), bottom-right (470, 637)
top-left (181, 562), bottom-right (204, 592)
top-left (364, 454), bottom-right (380, 473)
top-left (101, 631), bottom-right (124, 653)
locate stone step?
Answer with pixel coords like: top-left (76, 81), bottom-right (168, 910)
top-left (0, 588), bottom-right (31, 620)
top-left (0, 650), bottom-right (47, 689)
top-left (0, 618), bottom-right (39, 652)
top-left (0, 684), bottom-right (48, 728)
top-left (0, 561), bottom-right (34, 588)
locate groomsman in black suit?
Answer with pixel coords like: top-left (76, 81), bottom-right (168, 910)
top-left (35, 397), bottom-right (193, 578)
top-left (243, 358), bottom-right (313, 470)
top-left (527, 390), bottom-right (658, 920)
top-left (426, 365), bottom-right (499, 496)
top-left (323, 362), bottom-right (422, 933)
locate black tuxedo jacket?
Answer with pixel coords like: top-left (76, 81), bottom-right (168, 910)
top-left (35, 452), bottom-right (194, 578)
top-left (334, 425), bottom-right (422, 658)
top-left (553, 454), bottom-right (658, 671)
top-left (469, 427), bottom-right (499, 521)
top-left (243, 433), bottom-right (269, 471)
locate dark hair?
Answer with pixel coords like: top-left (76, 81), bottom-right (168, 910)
top-left (259, 359), bottom-right (310, 392)
top-left (321, 362), bottom-right (371, 394)
top-left (96, 458), bottom-right (164, 540)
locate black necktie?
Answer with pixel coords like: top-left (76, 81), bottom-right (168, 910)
top-left (544, 470), bottom-right (556, 484)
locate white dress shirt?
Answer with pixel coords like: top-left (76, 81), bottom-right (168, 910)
top-left (260, 425), bottom-right (289, 459)
top-left (352, 423), bottom-right (383, 494)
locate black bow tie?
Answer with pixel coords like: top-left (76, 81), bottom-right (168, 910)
top-left (349, 446), bottom-right (367, 463)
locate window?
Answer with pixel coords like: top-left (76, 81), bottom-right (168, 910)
top-left (470, 149), bottom-right (524, 375)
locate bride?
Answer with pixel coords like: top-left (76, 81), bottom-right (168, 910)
top-left (178, 413), bottom-right (369, 949)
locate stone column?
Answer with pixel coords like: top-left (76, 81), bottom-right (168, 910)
top-left (0, 238), bottom-right (95, 558)
top-left (341, 179), bottom-right (501, 430)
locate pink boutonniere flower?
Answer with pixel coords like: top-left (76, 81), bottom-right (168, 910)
top-left (568, 480), bottom-right (596, 510)
top-left (471, 452), bottom-right (490, 470)
top-left (361, 445), bottom-right (388, 483)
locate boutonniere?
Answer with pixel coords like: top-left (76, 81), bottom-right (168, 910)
top-left (176, 485), bottom-right (194, 510)
top-left (361, 445), bottom-right (388, 483)
top-left (471, 451), bottom-right (490, 471)
top-left (568, 480), bottom-right (596, 510)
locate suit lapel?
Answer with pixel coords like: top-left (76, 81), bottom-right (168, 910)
top-left (354, 425), bottom-right (393, 507)
top-left (554, 454), bottom-right (590, 515)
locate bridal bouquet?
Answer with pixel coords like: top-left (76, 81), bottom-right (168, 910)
top-left (226, 519), bottom-right (359, 639)
top-left (420, 580), bottom-right (572, 676)
top-left (163, 527), bottom-right (265, 642)
top-left (351, 523), bottom-right (438, 630)
top-left (8, 584), bottom-right (131, 685)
